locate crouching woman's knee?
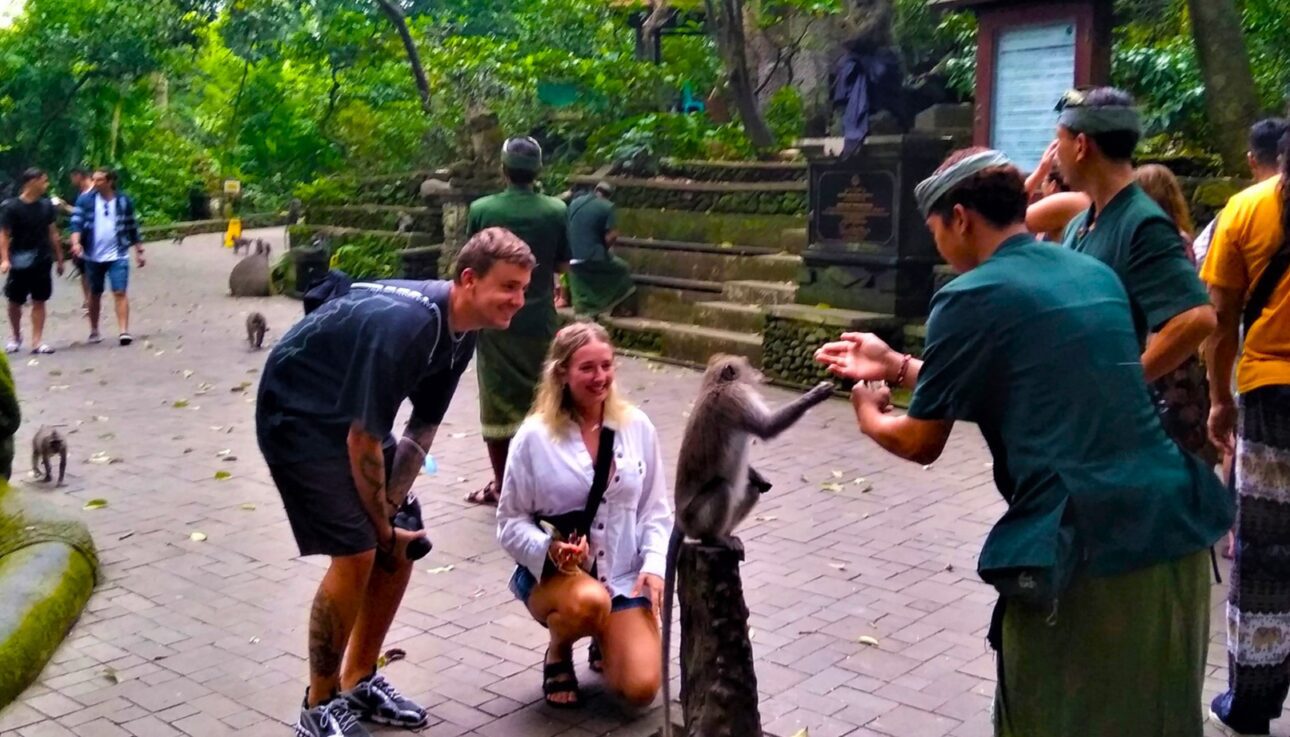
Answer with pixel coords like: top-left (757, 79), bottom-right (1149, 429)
top-left (553, 578), bottom-right (612, 633)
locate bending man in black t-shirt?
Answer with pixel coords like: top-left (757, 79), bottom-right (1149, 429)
top-left (0, 168), bottom-right (65, 354)
top-left (256, 228), bottom-right (535, 737)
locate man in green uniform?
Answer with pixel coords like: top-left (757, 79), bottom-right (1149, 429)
top-left (1054, 87), bottom-right (1217, 382)
top-left (465, 137), bottom-right (570, 505)
top-left (566, 182), bottom-right (635, 317)
top-left (816, 148), bottom-right (1231, 737)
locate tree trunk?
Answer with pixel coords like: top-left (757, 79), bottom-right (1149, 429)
top-left (1187, 0), bottom-right (1260, 173)
top-left (705, 0), bottom-right (777, 152)
top-left (374, 0), bottom-right (433, 117)
top-left (678, 539), bottom-right (763, 737)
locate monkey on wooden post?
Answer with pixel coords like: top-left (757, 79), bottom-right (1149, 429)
top-left (32, 425), bottom-right (67, 486)
top-left (661, 355), bottom-right (833, 737)
top-left (246, 311), bottom-right (268, 349)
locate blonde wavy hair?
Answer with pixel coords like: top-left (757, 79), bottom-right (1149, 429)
top-left (531, 321), bottom-right (631, 432)
top-left (1136, 163), bottom-right (1195, 237)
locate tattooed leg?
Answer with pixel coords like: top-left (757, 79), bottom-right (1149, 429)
top-left (307, 550), bottom-right (375, 706)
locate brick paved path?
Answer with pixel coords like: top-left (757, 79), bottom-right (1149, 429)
top-left (0, 229), bottom-right (1254, 736)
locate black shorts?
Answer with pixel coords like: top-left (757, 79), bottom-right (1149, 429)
top-left (268, 443), bottom-right (396, 557)
top-left (4, 266), bottom-right (52, 305)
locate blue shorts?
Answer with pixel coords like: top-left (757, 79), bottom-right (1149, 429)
top-left (84, 259), bottom-right (129, 295)
top-left (509, 565), bottom-right (650, 617)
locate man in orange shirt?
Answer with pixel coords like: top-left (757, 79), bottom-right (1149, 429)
top-left (1204, 131), bottom-right (1290, 736)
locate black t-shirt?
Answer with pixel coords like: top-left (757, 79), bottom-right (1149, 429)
top-left (255, 279), bottom-right (477, 465)
top-left (0, 197), bottom-right (56, 269)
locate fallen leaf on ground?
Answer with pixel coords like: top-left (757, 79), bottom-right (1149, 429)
top-left (27, 359), bottom-right (38, 366)
top-left (240, 503), bottom-right (256, 511)
top-left (88, 452), bottom-right (112, 464)
top-left (118, 530), bottom-right (135, 540)
top-left (94, 416), bottom-right (108, 422)
top-left (448, 432), bottom-right (470, 439)
top-left (829, 562), bottom-right (846, 570)
top-left (216, 449), bottom-right (232, 457)
top-left (100, 666), bottom-right (119, 685)
top-left (858, 636), bottom-right (879, 647)
top-left (248, 636), bottom-right (260, 644)
top-left (189, 531), bottom-right (207, 542)
top-left (49, 370), bottom-right (62, 377)
top-left (214, 470), bottom-right (232, 480)
top-left (172, 399), bottom-right (189, 409)
top-left (222, 456), bottom-right (237, 462)
top-left (754, 515), bottom-right (778, 522)
top-left (831, 470), bottom-right (843, 479)
top-left (83, 498), bottom-right (108, 510)
top-left (182, 370), bottom-right (194, 379)
top-left (820, 482), bottom-right (843, 493)
top-left (426, 565), bottom-right (454, 574)
top-left (789, 729), bottom-right (810, 737)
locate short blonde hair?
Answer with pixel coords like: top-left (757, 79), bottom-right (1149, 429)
top-left (531, 321), bottom-right (631, 432)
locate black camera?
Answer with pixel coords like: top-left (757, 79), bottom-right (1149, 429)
top-left (376, 498), bottom-right (430, 573)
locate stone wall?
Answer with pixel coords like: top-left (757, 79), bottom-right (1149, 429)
top-left (139, 213), bottom-right (286, 242)
top-left (306, 205), bottom-right (443, 241)
top-left (612, 186), bottom-right (807, 216)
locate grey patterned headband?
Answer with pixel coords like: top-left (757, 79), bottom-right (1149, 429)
top-left (914, 150), bottom-right (1013, 219)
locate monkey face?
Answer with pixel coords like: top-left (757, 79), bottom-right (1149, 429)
top-left (708, 354), bottom-right (764, 385)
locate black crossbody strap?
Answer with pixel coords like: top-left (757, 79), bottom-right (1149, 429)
top-left (579, 427), bottom-right (616, 534)
top-left (1243, 237), bottom-right (1290, 334)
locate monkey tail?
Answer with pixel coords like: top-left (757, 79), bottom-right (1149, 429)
top-left (661, 527), bottom-right (682, 737)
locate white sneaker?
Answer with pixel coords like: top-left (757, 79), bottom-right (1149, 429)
top-left (87, 331), bottom-right (102, 344)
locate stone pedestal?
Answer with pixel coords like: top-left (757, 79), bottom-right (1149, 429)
top-left (678, 540), bottom-right (763, 737)
top-left (799, 134), bottom-right (951, 317)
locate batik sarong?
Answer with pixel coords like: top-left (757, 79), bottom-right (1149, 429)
top-left (996, 550), bottom-right (1210, 737)
top-left (476, 329), bottom-right (553, 440)
top-left (569, 257), bottom-right (635, 317)
top-left (1213, 384), bottom-right (1290, 734)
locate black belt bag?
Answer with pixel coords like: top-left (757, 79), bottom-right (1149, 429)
top-left (535, 426), bottom-right (616, 540)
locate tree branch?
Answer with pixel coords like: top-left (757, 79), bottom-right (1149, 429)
top-left (373, 0), bottom-right (433, 117)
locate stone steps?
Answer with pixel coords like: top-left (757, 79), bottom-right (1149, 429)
top-left (602, 316), bottom-right (761, 366)
top-left (616, 237), bottom-right (800, 284)
top-left (693, 301), bottom-right (766, 334)
top-left (723, 280), bottom-right (797, 306)
top-left (616, 208), bottom-right (805, 252)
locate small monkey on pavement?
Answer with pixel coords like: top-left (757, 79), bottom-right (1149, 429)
top-left (660, 355), bottom-right (833, 737)
top-left (246, 311), bottom-right (268, 349)
top-left (32, 425), bottom-right (68, 486)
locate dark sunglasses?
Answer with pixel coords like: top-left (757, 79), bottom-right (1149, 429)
top-left (1054, 88), bottom-right (1091, 113)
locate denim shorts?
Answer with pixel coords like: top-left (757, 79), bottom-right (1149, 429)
top-left (509, 565), bottom-right (650, 615)
top-left (84, 259), bottom-right (129, 294)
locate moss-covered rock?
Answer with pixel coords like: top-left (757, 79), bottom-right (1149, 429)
top-left (0, 483), bottom-right (99, 708)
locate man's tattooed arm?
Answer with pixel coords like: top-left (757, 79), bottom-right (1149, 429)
top-left (347, 422), bottom-right (394, 552)
top-left (386, 418), bottom-right (437, 511)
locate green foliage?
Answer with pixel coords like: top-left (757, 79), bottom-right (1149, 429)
top-left (329, 236), bottom-right (400, 280)
top-left (892, 0), bottom-right (976, 96)
top-left (765, 86), bottom-right (806, 148)
top-left (585, 113), bottom-right (754, 170)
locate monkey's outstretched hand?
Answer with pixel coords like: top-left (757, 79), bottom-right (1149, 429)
top-left (851, 382), bottom-right (893, 415)
top-left (815, 332), bottom-right (896, 382)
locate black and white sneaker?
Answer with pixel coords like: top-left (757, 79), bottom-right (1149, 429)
top-left (343, 672), bottom-right (429, 728)
top-left (294, 695), bottom-right (371, 737)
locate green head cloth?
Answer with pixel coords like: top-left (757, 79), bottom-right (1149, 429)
top-left (501, 137), bottom-right (543, 173)
top-left (914, 149), bottom-right (1013, 220)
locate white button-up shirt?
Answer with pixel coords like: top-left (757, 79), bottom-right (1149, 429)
top-left (497, 407), bottom-right (673, 598)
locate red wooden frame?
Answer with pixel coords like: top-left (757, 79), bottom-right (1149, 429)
top-left (960, 0), bottom-right (1113, 147)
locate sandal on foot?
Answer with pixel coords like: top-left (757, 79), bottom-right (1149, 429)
top-left (4, 340), bottom-right (20, 354)
top-left (31, 344), bottom-right (54, 355)
top-left (465, 480), bottom-right (500, 506)
top-left (118, 333), bottom-right (133, 346)
top-left (588, 640), bottom-right (604, 674)
top-left (542, 651), bottom-right (581, 709)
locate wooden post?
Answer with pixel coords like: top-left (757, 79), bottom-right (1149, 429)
top-left (678, 539), bottom-right (763, 737)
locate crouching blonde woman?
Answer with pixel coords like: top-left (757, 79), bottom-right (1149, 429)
top-left (497, 321), bottom-right (672, 709)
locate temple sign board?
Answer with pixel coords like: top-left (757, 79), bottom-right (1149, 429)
top-left (931, 0), bottom-right (1113, 170)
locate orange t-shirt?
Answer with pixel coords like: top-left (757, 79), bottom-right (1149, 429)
top-left (1201, 175), bottom-right (1290, 393)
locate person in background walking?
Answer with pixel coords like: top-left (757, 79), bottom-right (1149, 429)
top-left (69, 168), bottom-right (145, 346)
top-left (55, 167), bottom-right (94, 312)
top-left (1194, 119), bottom-right (1288, 272)
top-left (1202, 129), bottom-right (1290, 737)
top-left (0, 168), bottom-right (65, 354)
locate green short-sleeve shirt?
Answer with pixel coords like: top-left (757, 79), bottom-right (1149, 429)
top-left (468, 186), bottom-right (571, 336)
top-left (566, 193), bottom-right (617, 263)
top-left (908, 235), bottom-right (1230, 586)
top-left (1062, 183), bottom-right (1209, 344)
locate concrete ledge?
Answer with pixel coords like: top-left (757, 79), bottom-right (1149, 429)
top-left (0, 485), bottom-right (99, 709)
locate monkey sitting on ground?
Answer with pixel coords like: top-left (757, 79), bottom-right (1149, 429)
top-left (229, 242), bottom-right (273, 297)
top-left (660, 355), bottom-right (833, 737)
top-left (32, 426), bottom-right (68, 487)
top-left (246, 312), bottom-right (268, 349)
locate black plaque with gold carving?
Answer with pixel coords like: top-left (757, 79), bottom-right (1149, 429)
top-left (815, 171), bottom-right (896, 248)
